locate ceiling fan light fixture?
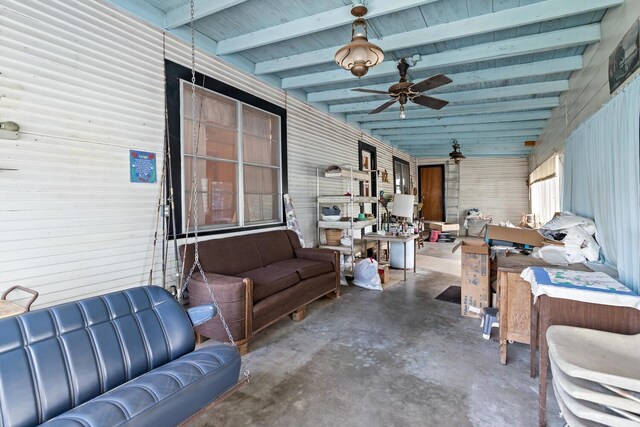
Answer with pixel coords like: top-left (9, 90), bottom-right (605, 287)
top-left (449, 140), bottom-right (466, 164)
top-left (335, 8), bottom-right (384, 78)
top-left (399, 105), bottom-right (406, 120)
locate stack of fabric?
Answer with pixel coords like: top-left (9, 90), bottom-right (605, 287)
top-left (547, 325), bottom-right (640, 426)
top-left (538, 211), bottom-right (601, 264)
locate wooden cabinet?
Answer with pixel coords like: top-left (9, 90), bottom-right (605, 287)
top-left (496, 254), bottom-right (591, 365)
top-left (498, 270), bottom-right (532, 364)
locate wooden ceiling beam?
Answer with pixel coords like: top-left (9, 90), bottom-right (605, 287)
top-left (395, 137), bottom-right (536, 146)
top-left (378, 121), bottom-right (548, 137)
top-left (384, 129), bottom-right (541, 139)
top-left (283, 25), bottom-right (599, 89)
top-left (164, 0), bottom-right (249, 29)
top-left (307, 56), bottom-right (581, 103)
top-left (332, 80), bottom-right (568, 114)
top-left (347, 98), bottom-right (559, 122)
top-left (216, 0), bottom-right (438, 55)
top-left (257, 0), bottom-right (619, 75)
top-left (367, 111), bottom-right (551, 131)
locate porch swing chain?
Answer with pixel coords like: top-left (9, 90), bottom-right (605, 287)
top-left (182, 0), bottom-right (249, 381)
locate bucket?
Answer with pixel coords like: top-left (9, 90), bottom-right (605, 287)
top-left (429, 230), bottom-right (440, 242)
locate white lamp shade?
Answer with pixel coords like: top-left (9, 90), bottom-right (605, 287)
top-left (392, 194), bottom-right (414, 219)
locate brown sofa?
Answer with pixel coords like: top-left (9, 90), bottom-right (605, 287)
top-left (181, 230), bottom-right (339, 353)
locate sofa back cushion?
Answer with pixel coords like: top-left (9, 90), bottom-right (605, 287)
top-left (181, 230), bottom-right (302, 276)
top-left (182, 234), bottom-right (263, 276)
top-left (254, 230), bottom-right (300, 266)
top-left (0, 286), bottom-right (194, 426)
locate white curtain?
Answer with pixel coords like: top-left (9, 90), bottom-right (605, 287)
top-left (563, 75), bottom-right (640, 293)
top-left (530, 154), bottom-right (562, 225)
top-left (530, 176), bottom-right (560, 225)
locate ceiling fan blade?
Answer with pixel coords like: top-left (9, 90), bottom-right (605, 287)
top-left (368, 99), bottom-right (398, 115)
top-left (411, 95), bottom-right (449, 110)
top-left (352, 88), bottom-right (393, 95)
top-left (409, 74), bottom-right (453, 93)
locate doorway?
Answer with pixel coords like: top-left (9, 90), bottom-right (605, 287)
top-left (419, 165), bottom-right (445, 221)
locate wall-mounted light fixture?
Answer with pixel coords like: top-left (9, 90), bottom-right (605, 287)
top-left (0, 121), bottom-right (19, 140)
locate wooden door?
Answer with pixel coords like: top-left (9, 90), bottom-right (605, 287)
top-left (419, 165), bottom-right (444, 221)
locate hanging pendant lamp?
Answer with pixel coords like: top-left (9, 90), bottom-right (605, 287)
top-left (449, 140), bottom-right (466, 164)
top-left (334, 5), bottom-right (384, 78)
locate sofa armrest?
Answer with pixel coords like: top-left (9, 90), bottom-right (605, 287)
top-left (187, 273), bottom-right (253, 343)
top-left (295, 247), bottom-right (338, 266)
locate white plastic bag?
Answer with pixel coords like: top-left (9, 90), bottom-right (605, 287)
top-left (353, 258), bottom-right (382, 291)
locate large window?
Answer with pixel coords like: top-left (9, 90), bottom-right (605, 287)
top-left (529, 154), bottom-right (562, 226)
top-left (166, 60), bottom-right (287, 236)
top-left (393, 156), bottom-right (411, 194)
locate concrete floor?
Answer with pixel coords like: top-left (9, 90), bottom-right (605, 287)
top-left (192, 241), bottom-right (563, 426)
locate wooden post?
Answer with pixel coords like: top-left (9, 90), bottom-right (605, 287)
top-left (498, 271), bottom-right (508, 365)
top-left (291, 306), bottom-right (307, 321)
top-left (237, 342), bottom-right (249, 356)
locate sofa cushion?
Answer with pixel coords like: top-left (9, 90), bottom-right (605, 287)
top-left (270, 258), bottom-right (334, 280)
top-left (41, 344), bottom-right (241, 427)
top-left (253, 272), bottom-right (337, 331)
top-left (243, 266), bottom-right (300, 302)
top-left (181, 234), bottom-right (263, 276)
top-left (253, 230), bottom-right (297, 266)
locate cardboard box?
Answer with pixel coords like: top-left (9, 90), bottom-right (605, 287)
top-left (485, 224), bottom-right (546, 247)
top-left (378, 263), bottom-right (389, 284)
top-left (453, 240), bottom-right (490, 318)
top-left (427, 221), bottom-right (460, 233)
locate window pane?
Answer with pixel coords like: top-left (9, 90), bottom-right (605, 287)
top-left (394, 160), bottom-right (411, 194)
top-left (183, 83), bottom-right (238, 160)
top-left (402, 164), bottom-right (410, 194)
top-left (184, 120), bottom-right (238, 160)
top-left (184, 120), bottom-right (237, 160)
top-left (243, 134), bottom-right (279, 166)
top-left (183, 83), bottom-right (237, 128)
top-left (244, 165), bottom-right (280, 224)
top-left (243, 105), bottom-right (279, 141)
top-left (184, 157), bottom-right (238, 229)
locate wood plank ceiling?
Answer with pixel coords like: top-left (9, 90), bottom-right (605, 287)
top-left (108, 0), bottom-right (622, 158)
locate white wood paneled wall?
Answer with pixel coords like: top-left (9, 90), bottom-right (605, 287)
top-left (0, 0), bottom-right (415, 307)
top-left (418, 157), bottom-right (530, 229)
top-left (0, 0), bottom-right (167, 307)
top-left (533, 1), bottom-right (640, 169)
top-left (458, 157), bottom-right (529, 227)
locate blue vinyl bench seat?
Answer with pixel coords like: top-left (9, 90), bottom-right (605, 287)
top-left (0, 286), bottom-right (241, 427)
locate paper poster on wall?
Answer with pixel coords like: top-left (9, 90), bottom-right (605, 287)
top-left (130, 150), bottom-right (157, 183)
top-left (609, 18), bottom-right (640, 93)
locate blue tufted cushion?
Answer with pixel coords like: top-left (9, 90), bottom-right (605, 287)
top-left (0, 286), bottom-right (198, 426)
top-left (40, 344), bottom-right (240, 427)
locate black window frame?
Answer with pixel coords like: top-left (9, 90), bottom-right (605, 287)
top-left (392, 156), bottom-right (411, 194)
top-left (165, 59), bottom-right (288, 238)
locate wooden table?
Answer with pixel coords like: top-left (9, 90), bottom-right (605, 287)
top-left (532, 294), bottom-right (640, 426)
top-left (363, 233), bottom-right (418, 281)
top-left (496, 255), bottom-right (590, 365)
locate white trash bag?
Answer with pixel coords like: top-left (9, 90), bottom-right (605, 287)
top-left (353, 258), bottom-right (382, 291)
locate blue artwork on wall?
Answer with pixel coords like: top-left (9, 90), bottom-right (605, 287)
top-left (130, 150), bottom-right (157, 183)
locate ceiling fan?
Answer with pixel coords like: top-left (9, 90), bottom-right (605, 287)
top-left (352, 58), bottom-right (452, 118)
